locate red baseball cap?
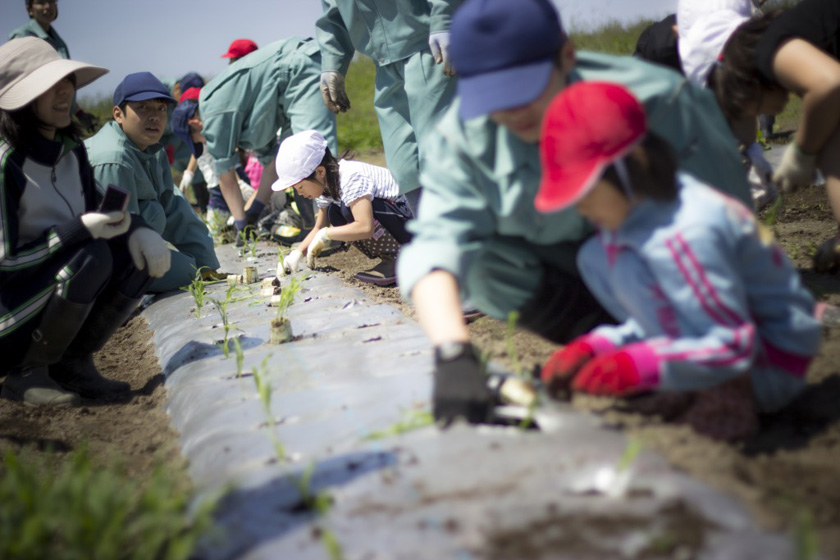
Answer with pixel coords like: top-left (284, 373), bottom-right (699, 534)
top-left (222, 39), bottom-right (258, 59)
top-left (179, 86), bottom-right (201, 103)
top-left (536, 82), bottom-right (647, 213)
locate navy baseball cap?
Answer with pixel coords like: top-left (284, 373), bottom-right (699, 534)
top-left (171, 100), bottom-right (202, 157)
top-left (179, 71), bottom-right (204, 93)
top-left (113, 71), bottom-right (175, 106)
top-left (450, 0), bottom-right (567, 120)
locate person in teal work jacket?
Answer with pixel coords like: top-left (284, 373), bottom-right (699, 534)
top-left (8, 0), bottom-right (99, 132)
top-left (196, 38), bottom-right (337, 240)
top-left (85, 72), bottom-right (220, 293)
top-left (397, 0), bottom-right (754, 426)
top-left (316, 0), bottom-right (460, 212)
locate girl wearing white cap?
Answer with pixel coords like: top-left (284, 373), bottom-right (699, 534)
top-left (536, 82), bottom-right (821, 441)
top-left (0, 38), bottom-right (170, 407)
top-left (274, 130), bottom-right (413, 286)
top-left (707, 0), bottom-right (840, 272)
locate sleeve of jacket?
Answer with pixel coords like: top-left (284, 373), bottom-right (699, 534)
top-left (0, 149), bottom-right (90, 276)
top-left (628, 224), bottom-right (760, 392)
top-left (90, 159), bottom-right (168, 234)
top-left (397, 123), bottom-right (497, 301)
top-left (158, 159), bottom-right (219, 272)
top-left (316, 0), bottom-right (356, 74)
top-left (428, 0), bottom-right (462, 33)
top-left (202, 109), bottom-right (246, 175)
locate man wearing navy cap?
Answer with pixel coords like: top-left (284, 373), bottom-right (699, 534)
top-left (85, 72), bottom-right (220, 292)
top-left (397, 0), bottom-right (753, 425)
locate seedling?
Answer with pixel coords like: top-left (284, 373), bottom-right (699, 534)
top-left (762, 194), bottom-right (783, 226)
top-left (617, 438), bottom-right (643, 473)
top-left (209, 284), bottom-right (246, 358)
top-left (506, 310), bottom-right (523, 377)
top-left (238, 228), bottom-right (260, 258)
top-left (794, 508), bottom-right (818, 560)
top-left (207, 211), bottom-right (230, 244)
top-left (232, 336), bottom-right (244, 378)
top-left (270, 277), bottom-right (302, 344)
top-left (364, 409), bottom-right (434, 440)
top-left (181, 266), bottom-right (209, 318)
top-left (292, 463), bottom-right (344, 560)
top-left (251, 355), bottom-right (285, 462)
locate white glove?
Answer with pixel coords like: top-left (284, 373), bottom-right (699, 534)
top-left (429, 32), bottom-right (454, 76)
top-left (319, 71), bottom-right (351, 113)
top-left (81, 211), bottom-right (130, 239)
top-left (745, 143), bottom-right (778, 210)
top-left (281, 249), bottom-right (303, 275)
top-left (306, 228), bottom-right (331, 268)
top-left (179, 169), bottom-right (194, 193)
top-left (773, 142), bottom-right (817, 193)
top-left (128, 228), bottom-right (171, 278)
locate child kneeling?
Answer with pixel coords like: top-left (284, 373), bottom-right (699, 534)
top-left (536, 82), bottom-right (822, 441)
top-left (276, 130), bottom-right (413, 286)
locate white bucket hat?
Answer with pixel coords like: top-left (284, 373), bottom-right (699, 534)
top-left (678, 9), bottom-right (751, 86)
top-left (678, 0), bottom-right (754, 37)
top-left (271, 130), bottom-right (329, 192)
top-left (0, 37), bottom-right (108, 111)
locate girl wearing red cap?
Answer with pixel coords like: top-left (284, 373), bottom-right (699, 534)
top-left (536, 81), bottom-right (821, 441)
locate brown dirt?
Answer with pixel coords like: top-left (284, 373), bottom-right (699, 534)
top-left (3, 180), bottom-right (840, 558)
top-left (0, 315), bottom-right (189, 488)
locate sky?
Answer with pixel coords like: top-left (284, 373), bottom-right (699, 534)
top-left (0, 0), bottom-right (675, 101)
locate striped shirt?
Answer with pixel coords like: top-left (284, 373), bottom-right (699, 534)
top-left (315, 159), bottom-right (400, 209)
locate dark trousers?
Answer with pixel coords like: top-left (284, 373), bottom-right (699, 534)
top-left (326, 197), bottom-right (413, 244)
top-left (0, 237), bottom-right (150, 367)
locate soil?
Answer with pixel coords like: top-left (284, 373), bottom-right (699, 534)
top-left (2, 172), bottom-right (840, 559)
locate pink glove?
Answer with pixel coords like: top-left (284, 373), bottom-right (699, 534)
top-left (540, 335), bottom-right (615, 398)
top-left (573, 343), bottom-right (661, 396)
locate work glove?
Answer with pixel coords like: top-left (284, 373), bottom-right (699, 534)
top-left (773, 142), bottom-right (817, 193)
top-left (179, 169), bottom-right (194, 194)
top-left (200, 268), bottom-right (227, 282)
top-left (128, 228), bottom-right (171, 278)
top-left (281, 249), bottom-right (303, 275)
top-left (81, 211), bottom-right (131, 239)
top-left (428, 31), bottom-right (455, 76)
top-left (306, 228), bottom-right (331, 268)
top-left (433, 342), bottom-right (493, 425)
top-left (320, 71), bottom-right (351, 114)
top-left (813, 234), bottom-right (840, 273)
top-left (745, 143), bottom-right (778, 210)
top-left (541, 336), bottom-right (607, 398)
top-left (572, 343), bottom-right (661, 397)
top-left (75, 109), bottom-right (99, 133)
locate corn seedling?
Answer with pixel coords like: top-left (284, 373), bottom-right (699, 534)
top-left (247, 228), bottom-right (259, 258)
top-left (252, 355), bottom-right (285, 462)
top-left (506, 310), bottom-right (523, 377)
top-left (762, 194), bottom-right (784, 226)
top-left (617, 438), bottom-right (643, 473)
top-left (209, 284), bottom-right (246, 358)
top-left (292, 463), bottom-right (344, 560)
top-left (794, 508), bottom-right (818, 560)
top-left (275, 277), bottom-right (302, 322)
top-left (364, 409), bottom-right (434, 440)
top-left (181, 266), bottom-right (209, 318)
top-left (232, 336), bottom-right (245, 378)
top-left (206, 210), bottom-right (230, 244)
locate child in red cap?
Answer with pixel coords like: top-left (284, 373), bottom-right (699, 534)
top-left (536, 81), bottom-right (821, 441)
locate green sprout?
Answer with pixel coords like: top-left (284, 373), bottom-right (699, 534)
top-left (248, 228), bottom-right (259, 258)
top-left (364, 409), bottom-right (434, 440)
top-left (617, 438), bottom-right (643, 473)
top-left (292, 463), bottom-right (344, 560)
top-left (232, 336), bottom-right (244, 378)
top-left (207, 211), bottom-right (230, 244)
top-left (209, 284), bottom-right (246, 358)
top-left (794, 508), bottom-right (818, 560)
top-left (181, 266), bottom-right (208, 318)
top-left (251, 355), bottom-right (285, 462)
top-left (762, 194), bottom-right (784, 226)
top-left (506, 310), bottom-right (523, 377)
top-left (275, 277), bottom-right (302, 323)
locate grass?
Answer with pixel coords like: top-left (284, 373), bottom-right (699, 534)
top-left (364, 409), bottom-right (435, 440)
top-left (0, 447), bottom-right (219, 560)
top-left (336, 55), bottom-right (382, 154)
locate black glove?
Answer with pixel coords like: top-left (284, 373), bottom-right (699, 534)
top-left (433, 342), bottom-right (493, 426)
top-left (814, 235), bottom-right (840, 273)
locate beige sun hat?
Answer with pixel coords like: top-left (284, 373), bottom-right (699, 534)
top-left (0, 37), bottom-right (108, 111)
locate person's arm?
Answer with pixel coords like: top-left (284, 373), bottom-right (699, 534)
top-left (315, 0), bottom-right (356, 75)
top-left (297, 207), bottom-right (329, 255)
top-left (773, 38), bottom-right (840, 155)
top-left (323, 197), bottom-right (376, 242)
top-left (412, 270), bottom-right (471, 345)
top-left (218, 169), bottom-right (246, 221)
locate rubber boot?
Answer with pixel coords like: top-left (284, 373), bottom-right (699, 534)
top-left (1, 366), bottom-right (79, 407)
top-left (0, 294), bottom-right (92, 406)
top-left (49, 290), bottom-right (138, 399)
top-left (353, 229), bottom-right (400, 286)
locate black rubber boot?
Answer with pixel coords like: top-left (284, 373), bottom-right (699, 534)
top-left (0, 294), bottom-right (92, 407)
top-left (49, 290), bottom-right (139, 399)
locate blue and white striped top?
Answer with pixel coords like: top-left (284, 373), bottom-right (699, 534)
top-left (315, 159), bottom-right (400, 209)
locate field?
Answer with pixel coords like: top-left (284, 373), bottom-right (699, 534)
top-left (6, 6), bottom-right (839, 559)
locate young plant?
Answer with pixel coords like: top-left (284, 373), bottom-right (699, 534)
top-left (275, 277), bottom-right (302, 323)
top-left (506, 310), bottom-right (523, 377)
top-left (292, 463), bottom-right (344, 560)
top-left (209, 284), bottom-right (246, 358)
top-left (617, 438), bottom-right (643, 473)
top-left (364, 409), bottom-right (434, 440)
top-left (794, 508), bottom-right (818, 560)
top-left (248, 228), bottom-right (259, 258)
top-left (181, 266), bottom-right (208, 318)
top-left (206, 211), bottom-right (229, 244)
top-left (252, 355), bottom-right (285, 462)
top-left (232, 336), bottom-right (245, 378)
